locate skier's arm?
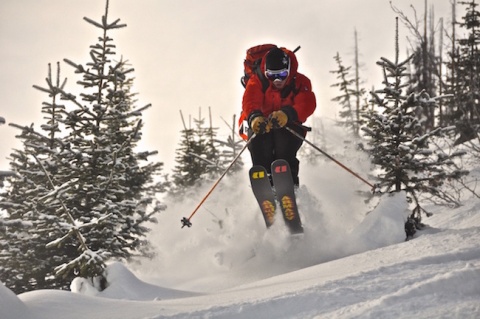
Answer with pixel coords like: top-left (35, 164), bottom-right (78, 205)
top-left (242, 75), bottom-right (266, 118)
top-left (292, 74), bottom-right (316, 123)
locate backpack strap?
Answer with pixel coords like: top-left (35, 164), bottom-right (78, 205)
top-left (254, 63), bottom-right (270, 93)
top-left (280, 76), bottom-right (298, 99)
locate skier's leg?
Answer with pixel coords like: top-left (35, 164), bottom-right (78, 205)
top-left (248, 129), bottom-right (275, 177)
top-left (273, 125), bottom-right (304, 186)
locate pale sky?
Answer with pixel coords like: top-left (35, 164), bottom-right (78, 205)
top-left (0, 0), bottom-right (454, 173)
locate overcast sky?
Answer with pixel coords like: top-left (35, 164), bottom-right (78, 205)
top-left (0, 0), bottom-right (454, 173)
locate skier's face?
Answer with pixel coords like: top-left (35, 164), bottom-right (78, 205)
top-left (265, 68), bottom-right (289, 90)
top-left (272, 78), bottom-right (287, 90)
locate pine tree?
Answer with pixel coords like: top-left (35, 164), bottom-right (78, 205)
top-left (330, 31), bottom-right (367, 138)
top-left (0, 63), bottom-right (78, 293)
top-left (391, 0), bottom-right (442, 131)
top-left (331, 52), bottom-right (358, 134)
top-left (362, 18), bottom-right (468, 238)
top-left (55, 2), bottom-right (164, 283)
top-left (443, 0), bottom-right (461, 127)
top-left (0, 116), bottom-right (15, 188)
top-left (0, 0), bottom-right (165, 293)
top-left (214, 114), bottom-right (245, 172)
top-left (444, 0), bottom-right (480, 144)
top-left (198, 107), bottom-right (220, 175)
top-left (171, 108), bottom-right (219, 193)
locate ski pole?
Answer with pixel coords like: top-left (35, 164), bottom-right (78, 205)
top-left (285, 126), bottom-right (378, 192)
top-left (181, 133), bottom-right (256, 228)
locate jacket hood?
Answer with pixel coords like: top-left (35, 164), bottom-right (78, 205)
top-left (261, 47), bottom-right (298, 83)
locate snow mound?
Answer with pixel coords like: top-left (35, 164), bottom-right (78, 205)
top-left (348, 191), bottom-right (408, 251)
top-left (72, 262), bottom-right (198, 301)
top-left (0, 282), bottom-right (35, 319)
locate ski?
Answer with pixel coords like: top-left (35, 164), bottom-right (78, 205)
top-left (271, 159), bottom-right (303, 234)
top-left (249, 165), bottom-right (276, 228)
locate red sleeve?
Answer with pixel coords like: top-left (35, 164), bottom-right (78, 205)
top-left (242, 75), bottom-right (265, 118)
top-left (292, 74), bottom-right (316, 123)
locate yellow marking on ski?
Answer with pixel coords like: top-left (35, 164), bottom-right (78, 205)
top-left (261, 200), bottom-right (275, 224)
top-left (252, 171), bottom-right (265, 179)
top-left (281, 195), bottom-right (296, 220)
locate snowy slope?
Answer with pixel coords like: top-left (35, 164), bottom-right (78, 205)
top-left (2, 188), bottom-right (479, 319)
top-left (2, 121), bottom-right (480, 318)
top-left (0, 282), bottom-right (36, 319)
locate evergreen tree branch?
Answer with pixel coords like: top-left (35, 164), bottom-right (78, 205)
top-left (31, 153), bottom-right (89, 252)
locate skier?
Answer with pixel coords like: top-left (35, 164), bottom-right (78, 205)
top-left (242, 46), bottom-right (316, 187)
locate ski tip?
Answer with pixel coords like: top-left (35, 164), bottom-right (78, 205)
top-left (290, 231), bottom-right (304, 238)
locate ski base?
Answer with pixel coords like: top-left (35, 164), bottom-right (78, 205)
top-left (249, 159), bottom-right (303, 234)
top-left (249, 165), bottom-right (276, 228)
top-left (271, 159), bottom-right (303, 234)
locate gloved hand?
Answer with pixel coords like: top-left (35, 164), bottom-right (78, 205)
top-left (250, 116), bottom-right (271, 134)
top-left (269, 110), bottom-right (288, 129)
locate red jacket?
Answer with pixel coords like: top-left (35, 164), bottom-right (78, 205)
top-left (242, 48), bottom-right (316, 124)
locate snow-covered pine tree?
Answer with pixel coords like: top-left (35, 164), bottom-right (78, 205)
top-left (0, 63), bottom-right (78, 293)
top-left (54, 2), bottom-right (164, 284)
top-left (0, 115), bottom-right (15, 188)
top-left (199, 107), bottom-right (220, 175)
top-left (213, 114), bottom-right (245, 172)
top-left (171, 108), bottom-right (219, 194)
top-left (362, 18), bottom-right (468, 238)
top-left (0, 0), bottom-right (165, 292)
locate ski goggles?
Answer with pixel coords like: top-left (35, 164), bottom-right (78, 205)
top-left (265, 69), bottom-right (289, 81)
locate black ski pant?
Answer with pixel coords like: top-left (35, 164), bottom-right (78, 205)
top-left (248, 124), bottom-right (305, 186)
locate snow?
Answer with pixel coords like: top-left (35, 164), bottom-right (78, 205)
top-left (2, 165), bottom-right (480, 318)
top-left (1, 116), bottom-right (479, 318)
